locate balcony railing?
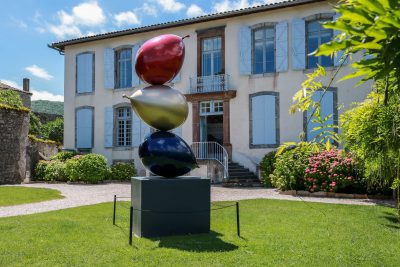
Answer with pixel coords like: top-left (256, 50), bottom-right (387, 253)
top-left (189, 74), bottom-right (229, 94)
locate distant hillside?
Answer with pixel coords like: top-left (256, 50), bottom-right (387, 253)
top-left (31, 100), bottom-right (64, 115)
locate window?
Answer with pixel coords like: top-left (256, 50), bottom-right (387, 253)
top-left (76, 107), bottom-right (94, 149)
top-left (200, 101), bottom-right (223, 115)
top-left (116, 48), bottom-right (132, 88)
top-left (76, 52), bottom-right (94, 94)
top-left (253, 27), bottom-right (275, 74)
top-left (305, 89), bottom-right (337, 142)
top-left (306, 19), bottom-right (333, 68)
top-left (116, 107), bottom-right (132, 146)
top-left (201, 37), bottom-right (222, 76)
top-left (250, 92), bottom-right (279, 148)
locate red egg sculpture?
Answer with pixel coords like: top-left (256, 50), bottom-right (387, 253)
top-left (135, 34), bottom-right (188, 85)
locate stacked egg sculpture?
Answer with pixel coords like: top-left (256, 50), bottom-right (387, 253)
top-left (124, 34), bottom-right (198, 178)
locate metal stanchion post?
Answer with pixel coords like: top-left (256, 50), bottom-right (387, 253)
top-left (129, 206), bottom-right (133, 245)
top-left (236, 202), bottom-right (240, 237)
top-left (113, 195), bottom-right (116, 225)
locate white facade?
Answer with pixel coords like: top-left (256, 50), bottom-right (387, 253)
top-left (59, 0), bottom-right (370, 176)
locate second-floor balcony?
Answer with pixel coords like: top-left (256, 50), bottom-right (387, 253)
top-left (189, 74), bottom-right (231, 94)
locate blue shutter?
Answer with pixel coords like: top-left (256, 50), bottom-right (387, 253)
top-left (306, 90), bottom-right (334, 141)
top-left (131, 44), bottom-right (140, 87)
top-left (264, 95), bottom-right (276, 144)
top-left (104, 48), bottom-right (115, 90)
top-left (76, 53), bottom-right (94, 93)
top-left (76, 108), bottom-right (93, 149)
top-left (333, 14), bottom-right (349, 66)
top-left (239, 26), bottom-right (252, 75)
top-left (252, 95), bottom-right (277, 145)
top-left (132, 110), bottom-right (141, 147)
top-left (104, 107), bottom-right (113, 147)
top-left (291, 18), bottom-right (306, 70)
top-left (171, 71), bottom-right (181, 84)
top-left (275, 21), bottom-right (288, 72)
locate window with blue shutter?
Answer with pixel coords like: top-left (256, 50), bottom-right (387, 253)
top-left (306, 19), bottom-right (333, 68)
top-left (115, 48), bottom-right (132, 89)
top-left (104, 48), bottom-right (114, 90)
top-left (305, 90), bottom-right (337, 142)
top-left (104, 107), bottom-right (113, 148)
top-left (333, 13), bottom-right (348, 66)
top-left (239, 26), bottom-right (252, 75)
top-left (76, 52), bottom-right (94, 93)
top-left (131, 43), bottom-right (141, 87)
top-left (275, 21), bottom-right (288, 72)
top-left (291, 18), bottom-right (306, 70)
top-left (252, 26), bottom-right (275, 74)
top-left (250, 92), bottom-right (279, 148)
top-left (76, 107), bottom-right (94, 149)
top-left (115, 107), bottom-right (132, 146)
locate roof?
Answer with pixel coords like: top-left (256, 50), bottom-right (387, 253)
top-left (49, 0), bottom-right (324, 52)
top-left (0, 81), bottom-right (31, 95)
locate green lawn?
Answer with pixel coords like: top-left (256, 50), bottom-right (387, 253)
top-left (0, 199), bottom-right (399, 267)
top-left (0, 186), bottom-right (63, 206)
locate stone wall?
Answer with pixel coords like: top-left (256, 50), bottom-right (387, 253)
top-left (0, 108), bottom-right (30, 184)
top-left (26, 139), bottom-right (59, 181)
top-left (190, 159), bottom-right (225, 183)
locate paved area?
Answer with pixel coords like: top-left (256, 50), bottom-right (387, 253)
top-left (0, 183), bottom-right (394, 218)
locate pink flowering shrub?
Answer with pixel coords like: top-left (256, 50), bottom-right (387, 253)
top-left (304, 149), bottom-right (361, 193)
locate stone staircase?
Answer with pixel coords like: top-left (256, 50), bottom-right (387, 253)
top-left (222, 162), bottom-right (261, 187)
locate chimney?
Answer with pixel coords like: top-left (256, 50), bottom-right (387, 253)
top-left (23, 78), bottom-right (30, 92)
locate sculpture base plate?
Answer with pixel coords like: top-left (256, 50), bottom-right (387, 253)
top-left (131, 176), bottom-right (211, 238)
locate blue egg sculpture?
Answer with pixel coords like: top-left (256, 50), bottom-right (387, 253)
top-left (139, 131), bottom-right (198, 177)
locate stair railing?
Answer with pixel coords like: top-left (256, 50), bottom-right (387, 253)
top-left (191, 142), bottom-right (228, 179)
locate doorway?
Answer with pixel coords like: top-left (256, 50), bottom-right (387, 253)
top-left (200, 115), bottom-right (223, 145)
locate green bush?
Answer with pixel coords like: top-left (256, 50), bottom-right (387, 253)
top-left (65, 154), bottom-right (108, 183)
top-left (270, 143), bottom-right (318, 191)
top-left (304, 149), bottom-right (364, 193)
top-left (29, 112), bottom-right (42, 136)
top-left (34, 160), bottom-right (49, 180)
top-left (41, 118), bottom-right (63, 143)
top-left (51, 151), bottom-right (78, 162)
top-left (260, 151), bottom-right (276, 187)
top-left (110, 162), bottom-right (136, 181)
top-left (44, 160), bottom-right (67, 182)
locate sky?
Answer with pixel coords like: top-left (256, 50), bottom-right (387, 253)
top-left (0, 0), bottom-right (275, 101)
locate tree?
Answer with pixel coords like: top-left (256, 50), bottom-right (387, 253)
top-left (41, 118), bottom-right (63, 143)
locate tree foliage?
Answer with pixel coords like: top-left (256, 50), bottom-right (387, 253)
top-left (41, 118), bottom-right (63, 143)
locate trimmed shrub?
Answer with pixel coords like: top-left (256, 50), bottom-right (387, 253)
top-left (270, 143), bottom-right (317, 191)
top-left (110, 162), bottom-right (137, 181)
top-left (34, 160), bottom-right (49, 180)
top-left (304, 149), bottom-right (364, 193)
top-left (44, 160), bottom-right (67, 182)
top-left (260, 151), bottom-right (276, 187)
top-left (65, 154), bottom-right (108, 183)
top-left (51, 151), bottom-right (78, 162)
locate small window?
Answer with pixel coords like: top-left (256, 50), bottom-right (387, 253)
top-left (116, 48), bottom-right (132, 88)
top-left (252, 26), bottom-right (275, 74)
top-left (201, 37), bottom-right (222, 76)
top-left (116, 107), bottom-right (132, 147)
top-left (200, 101), bottom-right (223, 115)
top-left (306, 20), bottom-right (333, 69)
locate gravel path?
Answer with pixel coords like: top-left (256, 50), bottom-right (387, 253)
top-left (0, 183), bottom-right (394, 218)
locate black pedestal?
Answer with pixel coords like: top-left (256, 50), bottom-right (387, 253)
top-left (131, 176), bottom-right (211, 238)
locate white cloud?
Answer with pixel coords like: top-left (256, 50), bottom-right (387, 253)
top-left (212, 0), bottom-right (269, 12)
top-left (114, 11), bottom-right (141, 27)
top-left (31, 90), bottom-right (64, 102)
top-left (47, 1), bottom-right (106, 39)
top-left (142, 3), bottom-right (158, 16)
top-left (186, 4), bottom-right (205, 17)
top-left (25, 65), bottom-right (54, 81)
top-left (154, 0), bottom-right (185, 13)
top-left (0, 79), bottom-right (21, 89)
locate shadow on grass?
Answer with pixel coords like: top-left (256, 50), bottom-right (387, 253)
top-left (153, 231), bottom-right (239, 252)
top-left (380, 211), bottom-right (400, 230)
